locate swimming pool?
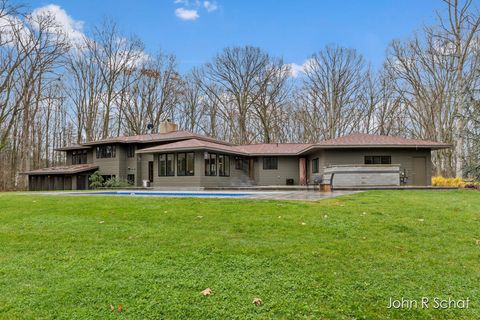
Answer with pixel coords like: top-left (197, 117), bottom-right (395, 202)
top-left (69, 191), bottom-right (252, 198)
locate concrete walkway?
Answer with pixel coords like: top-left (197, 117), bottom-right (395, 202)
top-left (243, 190), bottom-right (361, 201)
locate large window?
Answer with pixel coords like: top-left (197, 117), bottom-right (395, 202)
top-left (364, 156), bottom-right (391, 165)
top-left (158, 153), bottom-right (175, 176)
top-left (96, 145), bottom-right (116, 159)
top-left (127, 174), bottom-right (135, 185)
top-left (72, 150), bottom-right (87, 165)
top-left (204, 152), bottom-right (217, 176)
top-left (263, 157), bottom-right (278, 170)
top-left (126, 145), bottom-right (135, 158)
top-left (218, 154), bottom-right (230, 177)
top-left (177, 152), bottom-right (195, 176)
top-left (312, 158), bottom-right (319, 173)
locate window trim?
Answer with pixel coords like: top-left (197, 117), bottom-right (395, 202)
top-left (312, 158), bottom-right (319, 173)
top-left (126, 145), bottom-right (135, 158)
top-left (204, 152), bottom-right (217, 176)
top-left (218, 154), bottom-right (230, 177)
top-left (72, 150), bottom-right (88, 165)
top-left (95, 145), bottom-right (116, 159)
top-left (158, 153), bottom-right (175, 177)
top-left (177, 152), bottom-right (195, 176)
top-left (263, 156), bottom-right (278, 170)
top-left (127, 174), bottom-right (135, 185)
top-left (234, 156), bottom-right (243, 170)
top-left (364, 155), bottom-right (392, 165)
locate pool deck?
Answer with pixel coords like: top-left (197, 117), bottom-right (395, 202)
top-left (29, 190), bottom-right (361, 201)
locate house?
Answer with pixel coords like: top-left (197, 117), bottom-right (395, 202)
top-left (24, 121), bottom-right (450, 191)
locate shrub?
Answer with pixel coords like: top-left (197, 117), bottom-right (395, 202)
top-left (431, 176), bottom-right (465, 187)
top-left (88, 171), bottom-right (104, 189)
top-left (103, 177), bottom-right (130, 188)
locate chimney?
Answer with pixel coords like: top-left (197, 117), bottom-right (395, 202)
top-left (159, 119), bottom-right (178, 134)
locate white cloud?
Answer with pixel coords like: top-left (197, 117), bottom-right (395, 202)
top-left (30, 4), bottom-right (85, 44)
top-left (175, 8), bottom-right (199, 21)
top-left (287, 59), bottom-right (314, 77)
top-left (203, 1), bottom-right (218, 12)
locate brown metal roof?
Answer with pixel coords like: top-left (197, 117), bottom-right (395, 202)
top-left (22, 164), bottom-right (99, 175)
top-left (310, 133), bottom-right (451, 150)
top-left (54, 145), bottom-right (92, 151)
top-left (81, 130), bottom-right (235, 146)
top-left (137, 139), bottom-right (246, 155)
top-left (236, 143), bottom-right (312, 155)
top-left (55, 132), bottom-right (451, 156)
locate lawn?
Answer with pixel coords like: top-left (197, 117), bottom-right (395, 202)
top-left (0, 191), bottom-right (479, 319)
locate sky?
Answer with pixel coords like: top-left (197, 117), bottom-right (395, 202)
top-left (22, 0), bottom-right (443, 74)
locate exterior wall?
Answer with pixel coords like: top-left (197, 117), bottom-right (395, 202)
top-left (150, 151), bottom-right (202, 188)
top-left (307, 148), bottom-right (432, 186)
top-left (324, 165), bottom-right (401, 187)
top-left (149, 151), bottom-right (251, 188)
top-left (92, 144), bottom-right (121, 178)
top-left (56, 145), bottom-right (434, 188)
top-left (254, 156), bottom-right (300, 186)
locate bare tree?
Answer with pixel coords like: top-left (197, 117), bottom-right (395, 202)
top-left (301, 45), bottom-right (368, 140)
top-left (118, 52), bottom-right (181, 135)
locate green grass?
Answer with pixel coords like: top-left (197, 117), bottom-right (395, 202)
top-left (0, 191), bottom-right (479, 319)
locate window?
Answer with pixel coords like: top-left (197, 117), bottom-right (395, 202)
top-left (364, 156), bottom-right (391, 165)
top-left (177, 152), bottom-right (195, 176)
top-left (127, 145), bottom-right (135, 158)
top-left (218, 154), bottom-right (230, 177)
top-left (312, 158), bottom-right (319, 173)
top-left (72, 150), bottom-right (87, 165)
top-left (234, 156), bottom-right (243, 170)
top-left (204, 152), bottom-right (217, 176)
top-left (101, 175), bottom-right (115, 182)
top-left (159, 153), bottom-right (175, 176)
top-left (96, 145), bottom-right (116, 159)
top-left (127, 174), bottom-right (135, 185)
top-left (148, 161), bottom-right (154, 182)
top-left (263, 157), bottom-right (278, 170)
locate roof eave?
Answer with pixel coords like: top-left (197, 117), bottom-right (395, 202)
top-left (22, 165), bottom-right (99, 175)
top-left (54, 145), bottom-right (91, 151)
top-left (137, 146), bottom-right (247, 156)
top-left (307, 144), bottom-right (451, 150)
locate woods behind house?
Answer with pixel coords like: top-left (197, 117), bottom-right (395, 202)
top-left (1, 0), bottom-right (480, 190)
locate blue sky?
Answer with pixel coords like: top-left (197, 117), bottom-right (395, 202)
top-left (24, 0), bottom-right (442, 73)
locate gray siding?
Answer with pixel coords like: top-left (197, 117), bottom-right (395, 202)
top-left (307, 148), bottom-right (432, 186)
top-left (254, 156), bottom-right (300, 186)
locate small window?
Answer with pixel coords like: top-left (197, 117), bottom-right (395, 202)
top-left (178, 152), bottom-right (195, 176)
top-left (96, 145), bottom-right (116, 159)
top-left (365, 156), bottom-right (391, 165)
top-left (127, 145), bottom-right (135, 158)
top-left (101, 175), bottom-right (115, 181)
top-left (127, 174), bottom-right (135, 185)
top-left (218, 154), bottom-right (230, 177)
top-left (72, 150), bottom-right (88, 165)
top-left (312, 158), bottom-right (319, 173)
top-left (204, 152), bottom-right (217, 176)
top-left (234, 156), bottom-right (243, 170)
top-left (263, 157), bottom-right (278, 170)
top-left (159, 153), bottom-right (175, 176)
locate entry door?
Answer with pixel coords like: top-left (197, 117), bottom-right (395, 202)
top-left (148, 161), bottom-right (154, 182)
top-left (248, 159), bottom-right (254, 180)
top-left (413, 157), bottom-right (427, 186)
